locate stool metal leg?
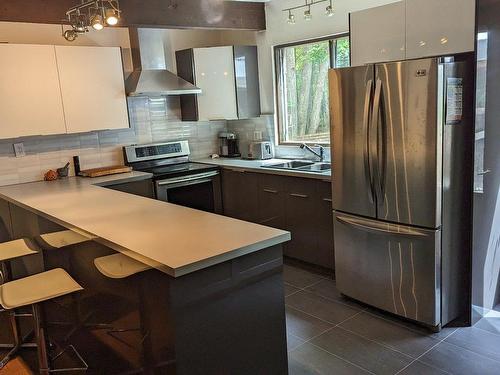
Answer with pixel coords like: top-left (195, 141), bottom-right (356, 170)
top-left (32, 304), bottom-right (50, 375)
top-left (0, 311), bottom-right (21, 369)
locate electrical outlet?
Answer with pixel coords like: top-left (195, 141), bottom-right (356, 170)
top-left (13, 143), bottom-right (26, 157)
top-left (253, 131), bottom-right (263, 141)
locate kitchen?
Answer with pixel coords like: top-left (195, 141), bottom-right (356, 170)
top-left (0, 0), bottom-right (499, 374)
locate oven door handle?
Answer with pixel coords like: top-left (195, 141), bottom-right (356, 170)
top-left (156, 171), bottom-right (219, 186)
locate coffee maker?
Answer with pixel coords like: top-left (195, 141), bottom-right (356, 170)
top-left (218, 132), bottom-right (240, 158)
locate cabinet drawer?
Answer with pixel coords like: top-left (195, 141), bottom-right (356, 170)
top-left (221, 169), bottom-right (259, 222)
top-left (258, 174), bottom-right (287, 228)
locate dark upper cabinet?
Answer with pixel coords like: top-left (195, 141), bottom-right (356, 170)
top-left (175, 46), bottom-right (261, 121)
top-left (221, 169), bottom-right (259, 222)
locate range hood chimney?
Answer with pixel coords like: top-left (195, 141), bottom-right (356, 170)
top-left (125, 28), bottom-right (201, 97)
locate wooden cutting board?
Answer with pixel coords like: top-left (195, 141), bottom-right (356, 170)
top-left (79, 165), bottom-right (132, 178)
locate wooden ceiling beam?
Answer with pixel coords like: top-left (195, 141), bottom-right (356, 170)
top-left (0, 0), bottom-right (266, 30)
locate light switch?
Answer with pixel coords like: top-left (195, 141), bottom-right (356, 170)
top-left (13, 142), bottom-right (26, 157)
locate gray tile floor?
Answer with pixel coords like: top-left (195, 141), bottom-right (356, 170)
top-left (284, 264), bottom-right (500, 375)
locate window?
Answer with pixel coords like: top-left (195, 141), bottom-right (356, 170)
top-left (275, 35), bottom-right (350, 144)
top-left (474, 31), bottom-right (488, 193)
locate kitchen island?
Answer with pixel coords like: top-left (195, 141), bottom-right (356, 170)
top-left (0, 173), bottom-right (291, 374)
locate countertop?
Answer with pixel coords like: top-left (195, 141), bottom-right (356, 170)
top-left (194, 157), bottom-right (332, 181)
top-left (0, 172), bottom-right (290, 277)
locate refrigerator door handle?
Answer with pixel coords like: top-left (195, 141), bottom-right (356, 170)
top-left (335, 214), bottom-right (431, 237)
top-left (363, 79), bottom-right (375, 203)
top-left (371, 79), bottom-right (383, 203)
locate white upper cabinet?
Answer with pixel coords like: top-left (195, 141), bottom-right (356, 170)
top-left (55, 46), bottom-right (129, 133)
top-left (350, 0), bottom-right (476, 64)
top-left (406, 0), bottom-right (475, 59)
top-left (193, 46), bottom-right (238, 121)
top-left (0, 44), bottom-right (66, 138)
top-left (350, 2), bottom-right (406, 66)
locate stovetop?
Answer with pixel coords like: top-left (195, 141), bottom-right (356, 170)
top-left (135, 162), bottom-right (219, 180)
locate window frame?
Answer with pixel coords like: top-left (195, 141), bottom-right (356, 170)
top-left (274, 33), bottom-right (350, 146)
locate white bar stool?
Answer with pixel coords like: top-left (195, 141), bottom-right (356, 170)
top-left (94, 253), bottom-right (152, 280)
top-left (94, 253), bottom-right (152, 373)
top-left (0, 238), bottom-right (38, 283)
top-left (0, 268), bottom-right (86, 374)
top-left (36, 230), bottom-right (91, 251)
top-left (0, 238), bottom-right (39, 362)
top-left (35, 231), bottom-right (99, 340)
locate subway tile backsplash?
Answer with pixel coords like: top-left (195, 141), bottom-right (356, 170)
top-left (227, 115), bottom-right (331, 161)
top-left (0, 96), bottom-right (226, 186)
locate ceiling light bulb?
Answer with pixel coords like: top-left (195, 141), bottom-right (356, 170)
top-left (287, 12), bottom-right (296, 24)
top-left (105, 9), bottom-right (119, 25)
top-left (75, 20), bottom-right (86, 33)
top-left (91, 14), bottom-right (104, 30)
top-left (304, 8), bottom-right (312, 21)
top-left (325, 5), bottom-right (334, 17)
top-left (63, 29), bottom-right (78, 42)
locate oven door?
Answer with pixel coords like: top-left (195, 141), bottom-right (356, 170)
top-left (155, 171), bottom-right (223, 214)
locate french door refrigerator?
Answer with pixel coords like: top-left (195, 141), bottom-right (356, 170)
top-left (329, 57), bottom-right (474, 330)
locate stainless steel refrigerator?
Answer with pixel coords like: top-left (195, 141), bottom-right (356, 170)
top-left (329, 57), bottom-right (474, 330)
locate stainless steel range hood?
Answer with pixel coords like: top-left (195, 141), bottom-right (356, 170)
top-left (125, 28), bottom-right (201, 97)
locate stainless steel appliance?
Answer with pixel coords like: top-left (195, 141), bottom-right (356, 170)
top-left (330, 57), bottom-right (474, 330)
top-left (246, 141), bottom-right (274, 160)
top-left (218, 132), bottom-right (241, 158)
top-left (124, 141), bottom-right (222, 213)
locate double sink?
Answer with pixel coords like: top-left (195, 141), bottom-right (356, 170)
top-left (262, 160), bottom-right (331, 174)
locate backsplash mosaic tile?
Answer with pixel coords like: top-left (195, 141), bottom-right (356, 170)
top-left (0, 96), bottom-right (226, 186)
top-left (227, 115), bottom-right (331, 161)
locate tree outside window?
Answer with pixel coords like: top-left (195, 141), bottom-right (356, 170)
top-left (275, 35), bottom-right (350, 144)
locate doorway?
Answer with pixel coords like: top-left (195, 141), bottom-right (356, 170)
top-left (472, 0), bottom-right (500, 317)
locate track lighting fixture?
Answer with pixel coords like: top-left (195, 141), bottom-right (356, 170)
top-left (61, 1), bottom-right (121, 41)
top-left (304, 6), bottom-right (312, 20)
top-left (283, 0), bottom-right (334, 24)
top-left (326, 0), bottom-right (334, 17)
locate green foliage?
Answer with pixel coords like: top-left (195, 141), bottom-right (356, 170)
top-left (281, 37), bottom-right (350, 143)
top-left (294, 41), bottom-right (329, 70)
top-left (336, 37), bottom-right (350, 67)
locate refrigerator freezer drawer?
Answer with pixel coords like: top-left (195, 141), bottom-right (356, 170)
top-left (334, 212), bottom-right (441, 327)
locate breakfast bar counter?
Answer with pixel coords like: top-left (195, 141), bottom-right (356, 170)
top-left (0, 173), bottom-right (290, 277)
top-left (0, 173), bottom-right (291, 374)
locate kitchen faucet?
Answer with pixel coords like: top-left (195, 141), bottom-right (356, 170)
top-left (300, 143), bottom-right (325, 162)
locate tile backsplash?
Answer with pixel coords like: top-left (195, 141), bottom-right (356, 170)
top-left (0, 97), bottom-right (226, 186)
top-left (227, 115), bottom-right (331, 161)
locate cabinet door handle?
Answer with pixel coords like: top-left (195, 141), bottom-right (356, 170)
top-left (323, 198), bottom-right (332, 202)
top-left (290, 193), bottom-right (308, 198)
top-left (263, 189), bottom-right (278, 194)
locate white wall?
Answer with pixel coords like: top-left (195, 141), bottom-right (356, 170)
top-left (255, 0), bottom-right (401, 113)
top-left (0, 22), bottom-right (134, 72)
top-left (0, 22), bottom-right (240, 75)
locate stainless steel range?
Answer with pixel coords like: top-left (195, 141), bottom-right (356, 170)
top-left (124, 141), bottom-right (222, 213)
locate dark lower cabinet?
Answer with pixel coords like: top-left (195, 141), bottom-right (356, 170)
top-left (102, 179), bottom-right (154, 198)
top-left (221, 169), bottom-right (259, 222)
top-left (221, 169), bottom-right (334, 270)
top-left (257, 173), bottom-right (286, 229)
top-left (283, 178), bottom-right (318, 264)
top-left (316, 181), bottom-right (335, 269)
